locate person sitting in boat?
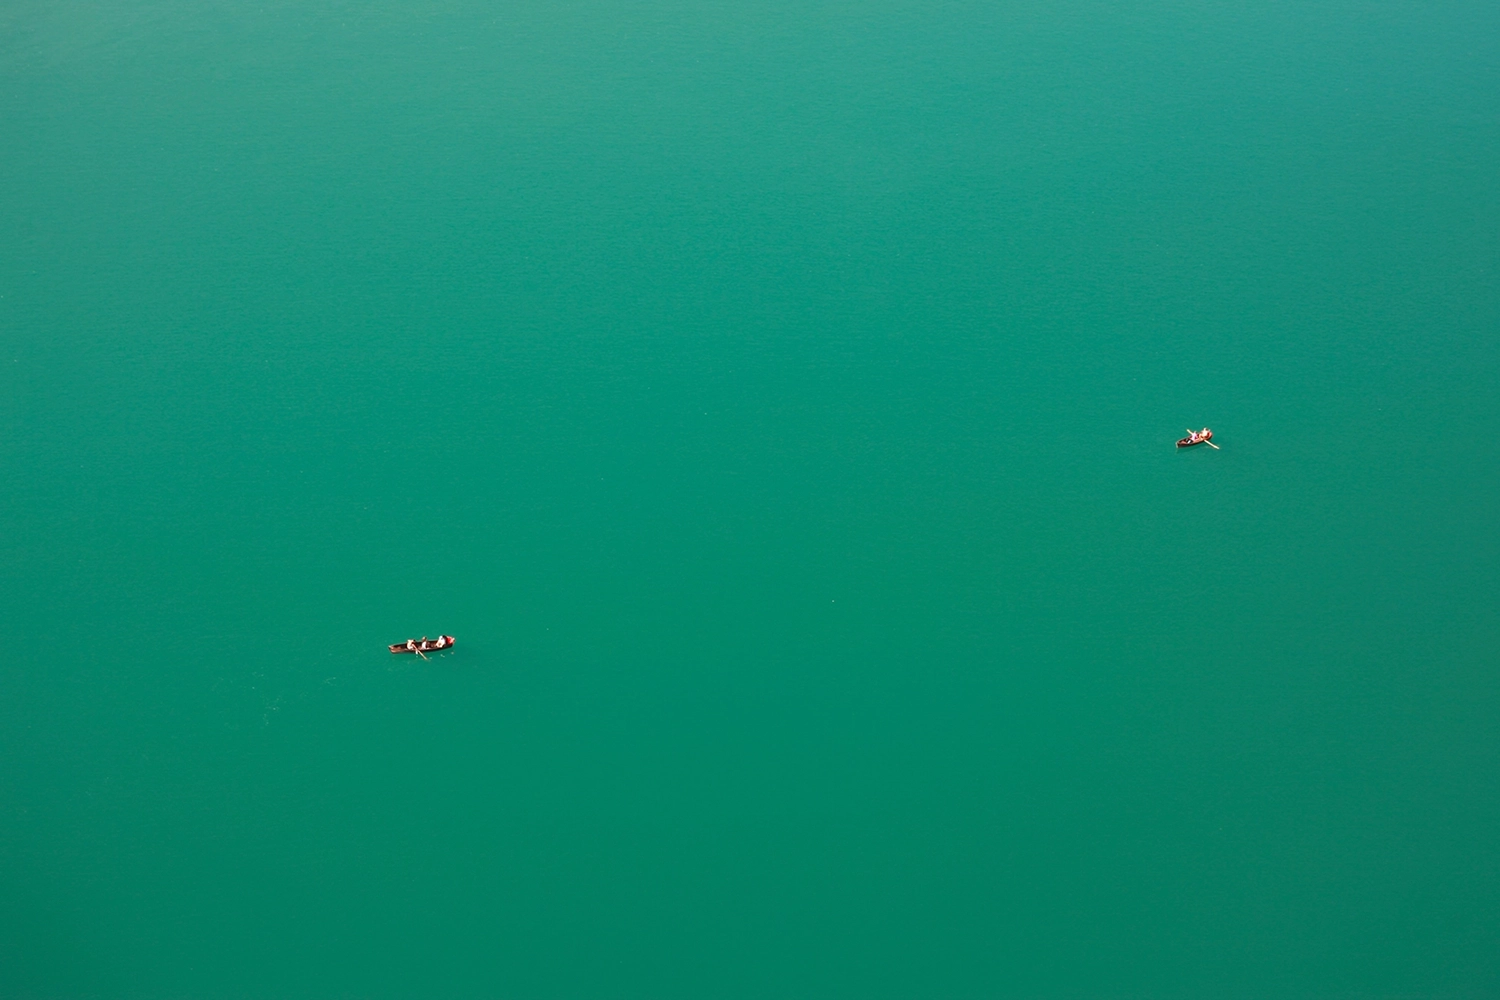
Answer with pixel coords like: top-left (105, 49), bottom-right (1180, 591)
top-left (406, 639), bottom-right (418, 652)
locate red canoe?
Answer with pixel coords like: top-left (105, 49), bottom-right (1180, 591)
top-left (389, 635), bottom-right (456, 654)
top-left (1177, 429), bottom-right (1214, 448)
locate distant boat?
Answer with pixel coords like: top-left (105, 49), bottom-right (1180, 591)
top-left (389, 635), bottom-right (455, 657)
top-left (1177, 428), bottom-right (1217, 449)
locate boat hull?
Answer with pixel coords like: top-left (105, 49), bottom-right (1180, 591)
top-left (389, 636), bottom-right (456, 654)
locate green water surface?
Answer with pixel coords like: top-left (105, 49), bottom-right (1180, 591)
top-left (2, 1), bottom-right (1497, 996)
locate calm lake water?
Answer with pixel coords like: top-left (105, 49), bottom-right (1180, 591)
top-left (2, 1), bottom-right (1497, 997)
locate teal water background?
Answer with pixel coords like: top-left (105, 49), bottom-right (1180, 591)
top-left (2, 1), bottom-right (1498, 996)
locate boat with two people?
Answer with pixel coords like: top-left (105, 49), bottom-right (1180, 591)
top-left (1176, 427), bottom-right (1218, 449)
top-left (389, 635), bottom-right (456, 659)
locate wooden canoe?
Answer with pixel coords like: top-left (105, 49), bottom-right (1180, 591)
top-left (389, 636), bottom-right (456, 654)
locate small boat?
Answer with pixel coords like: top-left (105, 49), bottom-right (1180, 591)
top-left (1177, 428), bottom-right (1216, 449)
top-left (389, 635), bottom-right (456, 655)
